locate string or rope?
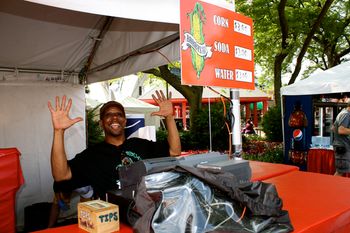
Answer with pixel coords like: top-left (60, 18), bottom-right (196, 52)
top-left (207, 86), bottom-right (233, 158)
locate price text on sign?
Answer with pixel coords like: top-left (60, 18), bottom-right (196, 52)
top-left (180, 0), bottom-right (255, 89)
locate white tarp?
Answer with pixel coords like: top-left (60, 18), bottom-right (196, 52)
top-left (87, 95), bottom-right (161, 128)
top-left (281, 61), bottom-right (350, 96)
top-left (0, 80), bottom-right (86, 230)
top-left (0, 0), bottom-right (179, 83)
top-left (25, 0), bottom-right (234, 24)
top-left (1, 0), bottom-right (234, 84)
top-left (25, 0), bottom-right (180, 24)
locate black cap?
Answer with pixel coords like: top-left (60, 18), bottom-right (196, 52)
top-left (99, 101), bottom-right (125, 120)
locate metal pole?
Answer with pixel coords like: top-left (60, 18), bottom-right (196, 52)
top-left (230, 89), bottom-right (242, 156)
top-left (208, 96), bottom-right (212, 152)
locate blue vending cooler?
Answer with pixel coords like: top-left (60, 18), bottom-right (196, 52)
top-left (283, 96), bottom-right (312, 170)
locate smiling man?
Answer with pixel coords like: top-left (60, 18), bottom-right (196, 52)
top-left (48, 90), bottom-right (181, 198)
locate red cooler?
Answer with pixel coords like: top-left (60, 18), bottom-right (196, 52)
top-left (0, 148), bottom-right (24, 233)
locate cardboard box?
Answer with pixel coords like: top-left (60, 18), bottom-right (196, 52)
top-left (78, 200), bottom-right (119, 233)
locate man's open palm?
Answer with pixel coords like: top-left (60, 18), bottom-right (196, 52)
top-left (48, 96), bottom-right (83, 131)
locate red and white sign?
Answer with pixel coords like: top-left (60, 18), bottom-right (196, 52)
top-left (180, 0), bottom-right (254, 89)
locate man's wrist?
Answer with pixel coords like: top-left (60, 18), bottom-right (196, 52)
top-left (165, 115), bottom-right (174, 120)
top-left (54, 129), bottom-right (65, 134)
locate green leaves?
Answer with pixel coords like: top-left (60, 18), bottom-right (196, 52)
top-left (236, 0), bottom-right (349, 104)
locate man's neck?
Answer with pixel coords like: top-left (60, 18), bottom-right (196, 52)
top-left (105, 135), bottom-right (126, 147)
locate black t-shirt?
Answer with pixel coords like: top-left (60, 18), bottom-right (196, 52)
top-left (57, 138), bottom-right (169, 197)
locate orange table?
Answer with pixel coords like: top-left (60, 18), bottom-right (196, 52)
top-left (33, 223), bottom-right (133, 233)
top-left (35, 168), bottom-right (350, 233)
top-left (0, 148), bottom-right (24, 233)
top-left (307, 148), bottom-right (335, 175)
top-left (265, 171), bottom-right (350, 233)
top-left (250, 160), bottom-right (299, 181)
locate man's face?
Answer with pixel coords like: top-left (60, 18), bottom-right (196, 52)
top-left (100, 106), bottom-right (126, 137)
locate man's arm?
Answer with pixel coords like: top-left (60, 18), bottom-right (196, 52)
top-left (48, 96), bottom-right (83, 181)
top-left (338, 125), bottom-right (350, 135)
top-left (338, 113), bottom-right (350, 135)
top-left (164, 115), bottom-right (181, 156)
top-left (151, 90), bottom-right (181, 157)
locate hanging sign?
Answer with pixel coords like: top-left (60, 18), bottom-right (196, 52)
top-left (180, 0), bottom-right (255, 89)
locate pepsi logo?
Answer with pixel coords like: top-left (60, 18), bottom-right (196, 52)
top-left (293, 129), bottom-right (303, 141)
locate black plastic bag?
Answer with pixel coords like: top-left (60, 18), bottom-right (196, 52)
top-left (131, 165), bottom-right (293, 233)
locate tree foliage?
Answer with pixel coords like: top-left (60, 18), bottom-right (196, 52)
top-left (157, 102), bottom-right (230, 151)
top-left (261, 105), bottom-right (283, 142)
top-left (143, 64), bottom-right (203, 132)
top-left (86, 104), bottom-right (104, 147)
top-left (236, 0), bottom-right (350, 106)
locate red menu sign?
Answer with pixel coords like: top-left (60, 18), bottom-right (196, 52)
top-left (180, 0), bottom-right (254, 89)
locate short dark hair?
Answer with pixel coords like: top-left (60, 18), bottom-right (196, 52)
top-left (99, 101), bottom-right (125, 120)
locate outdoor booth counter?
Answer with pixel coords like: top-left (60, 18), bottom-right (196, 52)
top-left (34, 166), bottom-right (350, 233)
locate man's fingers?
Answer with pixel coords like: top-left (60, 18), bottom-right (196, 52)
top-left (151, 111), bottom-right (161, 117)
top-left (55, 96), bottom-right (60, 110)
top-left (61, 95), bottom-right (67, 110)
top-left (48, 101), bottom-right (54, 113)
top-left (160, 90), bottom-right (166, 100)
top-left (152, 94), bottom-right (159, 104)
top-left (52, 96), bottom-right (74, 112)
top-left (155, 90), bottom-right (162, 100)
top-left (72, 117), bottom-right (83, 124)
top-left (65, 98), bottom-right (72, 112)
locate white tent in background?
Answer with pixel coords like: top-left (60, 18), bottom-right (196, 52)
top-left (281, 61), bottom-right (350, 96)
top-left (280, 61), bottom-right (350, 165)
top-left (86, 96), bottom-right (160, 127)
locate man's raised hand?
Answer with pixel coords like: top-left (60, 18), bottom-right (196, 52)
top-left (48, 95), bottom-right (83, 131)
top-left (151, 90), bottom-right (174, 118)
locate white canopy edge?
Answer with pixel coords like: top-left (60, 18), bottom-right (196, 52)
top-left (25, 0), bottom-right (234, 25)
top-left (281, 61), bottom-right (350, 96)
top-left (25, 0), bottom-right (180, 24)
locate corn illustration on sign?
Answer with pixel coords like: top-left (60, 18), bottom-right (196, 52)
top-left (180, 0), bottom-right (255, 89)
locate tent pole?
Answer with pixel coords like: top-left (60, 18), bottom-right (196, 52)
top-left (230, 89), bottom-right (242, 157)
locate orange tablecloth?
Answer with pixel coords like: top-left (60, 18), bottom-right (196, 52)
top-left (307, 148), bottom-right (335, 174)
top-left (266, 171), bottom-right (350, 233)
top-left (33, 223), bottom-right (133, 233)
top-left (36, 168), bottom-right (350, 233)
top-left (0, 148), bottom-right (24, 233)
top-left (37, 171), bottom-right (350, 233)
top-left (250, 160), bottom-right (299, 181)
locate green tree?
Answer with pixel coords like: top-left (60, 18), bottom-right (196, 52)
top-left (261, 106), bottom-right (283, 142)
top-left (143, 64), bottom-right (204, 132)
top-left (86, 105), bottom-right (104, 147)
top-left (307, 1), bottom-right (350, 70)
top-left (236, 0), bottom-right (350, 106)
top-left (157, 102), bottom-right (230, 151)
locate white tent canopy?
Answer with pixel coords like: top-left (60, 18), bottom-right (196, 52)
top-left (281, 61), bottom-right (350, 96)
top-left (0, 0), bottom-right (179, 84)
top-left (1, 0), bottom-right (233, 84)
top-left (87, 95), bottom-right (160, 127)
